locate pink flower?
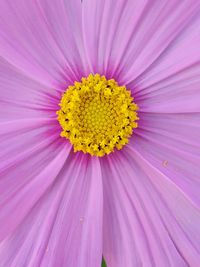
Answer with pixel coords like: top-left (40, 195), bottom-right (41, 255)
top-left (0, 1), bottom-right (200, 266)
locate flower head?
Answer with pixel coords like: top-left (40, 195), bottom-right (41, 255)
top-left (0, 1), bottom-right (200, 267)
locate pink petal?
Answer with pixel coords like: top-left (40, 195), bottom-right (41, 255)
top-left (0, 119), bottom-right (70, 241)
top-left (133, 9), bottom-right (200, 94)
top-left (135, 56), bottom-right (200, 113)
top-left (82, 0), bottom-right (200, 87)
top-left (0, 155), bottom-right (103, 267)
top-left (101, 147), bottom-right (200, 266)
top-left (101, 156), bottom-right (144, 267)
top-left (130, 4), bottom-right (200, 114)
top-left (120, 0), bottom-right (200, 86)
top-left (82, 0), bottom-right (147, 77)
top-left (0, 0), bottom-right (88, 88)
top-left (128, 147), bottom-right (200, 264)
top-left (132, 112), bottom-right (200, 207)
top-left (0, 58), bottom-right (60, 122)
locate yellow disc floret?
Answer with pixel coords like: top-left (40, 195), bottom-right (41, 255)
top-left (57, 74), bottom-right (139, 157)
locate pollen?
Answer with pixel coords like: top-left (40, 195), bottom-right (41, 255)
top-left (57, 74), bottom-right (139, 157)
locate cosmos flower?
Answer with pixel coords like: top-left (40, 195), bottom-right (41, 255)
top-left (0, 0), bottom-right (200, 266)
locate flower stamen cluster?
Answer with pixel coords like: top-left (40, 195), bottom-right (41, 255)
top-left (57, 74), bottom-right (138, 156)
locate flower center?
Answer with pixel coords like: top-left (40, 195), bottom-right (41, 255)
top-left (57, 74), bottom-right (139, 157)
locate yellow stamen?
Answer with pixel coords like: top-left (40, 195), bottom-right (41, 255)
top-left (57, 74), bottom-right (139, 157)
